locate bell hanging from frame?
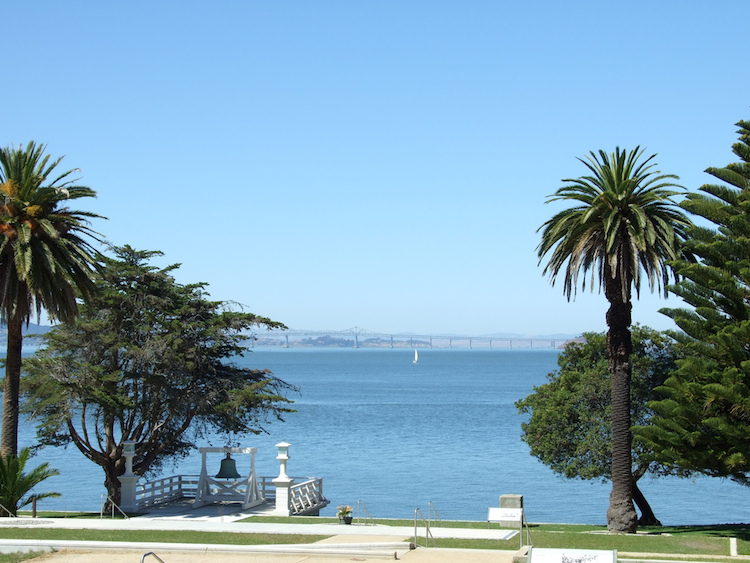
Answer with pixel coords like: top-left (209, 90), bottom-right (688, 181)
top-left (215, 452), bottom-right (241, 479)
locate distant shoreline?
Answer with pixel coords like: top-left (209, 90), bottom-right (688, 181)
top-left (249, 336), bottom-right (575, 350)
top-left (1, 323), bottom-right (578, 350)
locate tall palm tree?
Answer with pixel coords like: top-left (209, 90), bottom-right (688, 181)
top-left (0, 142), bottom-right (103, 459)
top-left (537, 147), bottom-right (691, 533)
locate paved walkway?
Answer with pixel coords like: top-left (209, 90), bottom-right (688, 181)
top-left (9, 501), bottom-right (518, 540)
top-left (4, 503), bottom-right (734, 563)
top-left (8, 505), bottom-right (736, 563)
top-left (0, 503), bottom-right (521, 562)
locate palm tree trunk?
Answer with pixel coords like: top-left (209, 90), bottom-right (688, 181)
top-left (1, 314), bottom-right (22, 460)
top-left (605, 294), bottom-right (638, 533)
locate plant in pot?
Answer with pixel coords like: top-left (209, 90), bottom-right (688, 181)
top-left (336, 504), bottom-right (353, 524)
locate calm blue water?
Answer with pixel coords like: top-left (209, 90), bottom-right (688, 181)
top-left (19, 348), bottom-right (749, 525)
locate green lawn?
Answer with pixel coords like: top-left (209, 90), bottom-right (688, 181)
top-left (245, 517), bottom-right (750, 557)
top-left (0, 527), bottom-right (326, 545)
top-left (0, 553), bottom-right (46, 563)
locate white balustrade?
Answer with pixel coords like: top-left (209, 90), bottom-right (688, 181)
top-left (134, 474), bottom-right (327, 515)
top-left (289, 478), bottom-right (326, 515)
top-left (129, 440), bottom-right (328, 515)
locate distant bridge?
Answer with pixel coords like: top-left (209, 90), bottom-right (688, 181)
top-left (251, 327), bottom-right (569, 350)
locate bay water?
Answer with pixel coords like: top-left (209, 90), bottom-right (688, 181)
top-left (19, 348), bottom-right (748, 525)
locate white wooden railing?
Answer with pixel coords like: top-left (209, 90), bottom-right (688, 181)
top-left (136, 475), bottom-right (200, 508)
top-left (135, 474), bottom-right (328, 515)
top-left (256, 476), bottom-right (277, 499)
top-left (289, 477), bottom-right (326, 515)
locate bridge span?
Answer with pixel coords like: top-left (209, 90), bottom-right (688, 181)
top-left (252, 327), bottom-right (570, 350)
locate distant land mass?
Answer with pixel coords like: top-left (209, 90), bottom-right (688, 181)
top-left (0, 322), bottom-right (52, 340)
top-left (0, 324), bottom-right (580, 350)
top-left (251, 335), bottom-right (579, 349)
top-left (252, 329), bottom-right (581, 349)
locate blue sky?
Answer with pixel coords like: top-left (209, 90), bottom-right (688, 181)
top-left (2, 2), bottom-right (748, 337)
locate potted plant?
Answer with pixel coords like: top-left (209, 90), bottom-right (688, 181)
top-left (336, 504), bottom-right (353, 524)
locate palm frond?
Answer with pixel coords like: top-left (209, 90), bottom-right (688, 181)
top-left (0, 142), bottom-right (104, 324)
top-left (0, 448), bottom-right (60, 515)
top-left (538, 147), bottom-right (692, 302)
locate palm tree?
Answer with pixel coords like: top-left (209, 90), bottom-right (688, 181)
top-left (537, 147), bottom-right (691, 533)
top-left (0, 447), bottom-right (60, 516)
top-left (0, 142), bottom-right (103, 459)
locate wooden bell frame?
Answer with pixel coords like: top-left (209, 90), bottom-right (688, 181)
top-left (193, 446), bottom-right (263, 509)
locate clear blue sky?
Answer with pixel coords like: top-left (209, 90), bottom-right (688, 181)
top-left (2, 2), bottom-right (747, 337)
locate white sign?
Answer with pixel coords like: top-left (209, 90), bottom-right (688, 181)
top-left (488, 507), bottom-right (523, 522)
top-left (529, 548), bottom-right (617, 563)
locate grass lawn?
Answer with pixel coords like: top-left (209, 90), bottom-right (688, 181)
top-left (0, 527), bottom-right (326, 545)
top-left (245, 517), bottom-right (750, 557)
top-left (0, 554), bottom-right (46, 563)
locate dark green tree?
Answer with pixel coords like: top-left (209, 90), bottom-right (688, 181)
top-left (635, 121), bottom-right (750, 484)
top-left (21, 245), bottom-right (295, 506)
top-left (0, 142), bottom-right (102, 460)
top-left (537, 148), bottom-right (692, 532)
top-left (516, 326), bottom-right (687, 526)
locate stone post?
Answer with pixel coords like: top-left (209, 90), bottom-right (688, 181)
top-left (118, 441), bottom-right (139, 513)
top-left (272, 442), bottom-right (293, 516)
top-left (500, 494), bottom-right (523, 508)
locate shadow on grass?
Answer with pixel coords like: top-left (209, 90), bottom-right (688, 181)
top-left (651, 524), bottom-right (750, 542)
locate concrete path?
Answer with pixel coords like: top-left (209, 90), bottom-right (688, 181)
top-left (0, 512), bottom-right (518, 540)
top-left (0, 507), bottom-right (734, 563)
top-left (20, 545), bottom-right (518, 563)
top-left (0, 504), bottom-right (521, 562)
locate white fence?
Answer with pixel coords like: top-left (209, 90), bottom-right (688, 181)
top-left (289, 477), bottom-right (327, 515)
top-left (135, 474), bottom-right (327, 515)
top-left (137, 475), bottom-right (199, 508)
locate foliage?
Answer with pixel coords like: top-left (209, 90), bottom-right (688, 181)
top-left (0, 142), bottom-right (102, 324)
top-left (536, 147), bottom-right (692, 533)
top-left (0, 141), bottom-right (102, 459)
top-left (516, 326), bottom-right (688, 525)
top-left (0, 448), bottom-right (59, 516)
top-left (336, 504), bottom-right (353, 518)
top-left (537, 147), bottom-right (692, 302)
top-left (636, 120), bottom-right (750, 485)
top-left (516, 326), bottom-right (683, 479)
top-left (21, 245), bottom-right (296, 504)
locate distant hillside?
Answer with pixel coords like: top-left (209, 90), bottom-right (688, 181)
top-left (0, 322), bottom-right (53, 344)
top-left (0, 324), bottom-right (582, 350)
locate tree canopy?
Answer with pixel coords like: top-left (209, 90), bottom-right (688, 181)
top-left (635, 120), bottom-right (750, 485)
top-left (516, 326), bottom-right (686, 525)
top-left (21, 245), bottom-right (296, 504)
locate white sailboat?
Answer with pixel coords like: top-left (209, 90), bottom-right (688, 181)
top-left (413, 349), bottom-right (418, 364)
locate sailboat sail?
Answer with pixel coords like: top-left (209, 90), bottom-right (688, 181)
top-left (413, 349), bottom-right (418, 364)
